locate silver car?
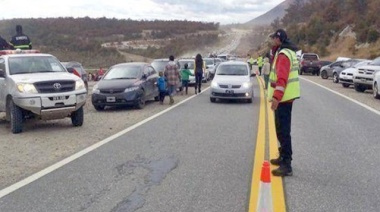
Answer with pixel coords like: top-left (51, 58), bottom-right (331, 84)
top-left (210, 61), bottom-right (254, 103)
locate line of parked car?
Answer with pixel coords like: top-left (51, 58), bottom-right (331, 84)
top-left (306, 55), bottom-right (380, 100)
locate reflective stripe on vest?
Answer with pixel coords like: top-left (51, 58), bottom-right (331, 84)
top-left (13, 45), bottom-right (30, 49)
top-left (267, 48), bottom-right (300, 102)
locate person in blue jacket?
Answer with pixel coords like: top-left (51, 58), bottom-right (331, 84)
top-left (157, 71), bottom-right (167, 104)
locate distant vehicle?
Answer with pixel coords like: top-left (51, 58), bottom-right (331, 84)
top-left (353, 57), bottom-right (380, 92)
top-left (204, 57), bottom-right (223, 80)
top-left (339, 60), bottom-right (372, 88)
top-left (91, 62), bottom-right (159, 110)
top-left (321, 59), bottom-right (363, 83)
top-left (210, 61), bottom-right (254, 103)
top-left (299, 53), bottom-right (320, 75)
top-left (0, 50), bottom-right (87, 133)
top-left (61, 61), bottom-right (88, 92)
top-left (319, 60), bottom-right (332, 68)
top-left (217, 53), bottom-right (230, 61)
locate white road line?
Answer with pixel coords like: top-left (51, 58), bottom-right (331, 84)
top-left (301, 77), bottom-right (380, 116)
top-left (0, 87), bottom-right (210, 199)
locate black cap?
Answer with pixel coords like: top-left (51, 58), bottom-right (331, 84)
top-left (271, 29), bottom-right (287, 42)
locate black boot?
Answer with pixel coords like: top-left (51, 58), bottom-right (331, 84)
top-left (270, 147), bottom-right (283, 166)
top-left (272, 160), bottom-right (292, 177)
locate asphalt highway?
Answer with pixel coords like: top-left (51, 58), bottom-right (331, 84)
top-left (1, 76), bottom-right (380, 212)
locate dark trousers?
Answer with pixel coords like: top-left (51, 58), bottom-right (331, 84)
top-left (182, 80), bottom-right (189, 94)
top-left (258, 66), bottom-right (263, 75)
top-left (159, 91), bottom-right (166, 102)
top-left (275, 102), bottom-right (293, 163)
top-left (194, 72), bottom-right (202, 92)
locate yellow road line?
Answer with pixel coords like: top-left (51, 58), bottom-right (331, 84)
top-left (248, 77), bottom-right (266, 211)
top-left (267, 86), bottom-right (287, 212)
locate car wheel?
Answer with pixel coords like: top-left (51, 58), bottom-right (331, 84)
top-left (321, 70), bottom-right (328, 79)
top-left (210, 97), bottom-right (216, 103)
top-left (374, 82), bottom-right (380, 99)
top-left (354, 83), bottom-right (366, 92)
top-left (342, 83), bottom-right (350, 88)
top-left (316, 70), bottom-right (320, 76)
top-left (94, 105), bottom-right (105, 111)
top-left (9, 100), bottom-right (23, 134)
top-left (154, 95), bottom-right (160, 101)
top-left (135, 92), bottom-right (146, 109)
top-left (71, 106), bottom-right (84, 127)
top-left (333, 73), bottom-right (339, 83)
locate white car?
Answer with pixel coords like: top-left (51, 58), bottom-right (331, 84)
top-left (339, 60), bottom-right (371, 88)
top-left (373, 70), bottom-right (380, 99)
top-left (353, 57), bottom-right (380, 92)
top-left (210, 61), bottom-right (254, 103)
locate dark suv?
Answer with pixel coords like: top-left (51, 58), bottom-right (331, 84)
top-left (299, 53), bottom-right (320, 75)
top-left (62, 61), bottom-right (88, 91)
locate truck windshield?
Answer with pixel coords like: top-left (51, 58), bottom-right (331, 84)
top-left (8, 56), bottom-right (66, 75)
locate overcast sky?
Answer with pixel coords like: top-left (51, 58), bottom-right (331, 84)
top-left (1, 0), bottom-right (284, 25)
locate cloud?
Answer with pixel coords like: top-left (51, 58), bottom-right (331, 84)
top-left (0, 0), bottom-right (284, 25)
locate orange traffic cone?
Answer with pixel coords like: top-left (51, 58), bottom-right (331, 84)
top-left (257, 161), bottom-right (273, 212)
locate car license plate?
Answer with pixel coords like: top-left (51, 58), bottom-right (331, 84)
top-left (52, 96), bottom-right (65, 101)
top-left (225, 90), bottom-right (234, 94)
top-left (106, 96), bottom-right (116, 102)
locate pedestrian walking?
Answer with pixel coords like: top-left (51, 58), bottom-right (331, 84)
top-left (180, 63), bottom-right (193, 95)
top-left (262, 57), bottom-right (270, 89)
top-left (194, 53), bottom-right (204, 94)
top-left (164, 55), bottom-right (180, 104)
top-left (157, 71), bottom-right (167, 104)
top-left (268, 29), bottom-right (300, 177)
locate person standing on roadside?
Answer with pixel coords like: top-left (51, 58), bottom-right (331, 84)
top-left (164, 55), bottom-right (180, 104)
top-left (180, 63), bottom-right (193, 95)
top-left (257, 54), bottom-right (263, 76)
top-left (247, 54), bottom-right (254, 72)
top-left (268, 29), bottom-right (300, 177)
top-left (194, 53), bottom-right (204, 94)
top-left (157, 71), bottom-right (167, 104)
top-left (9, 25), bottom-right (32, 50)
top-left (262, 57), bottom-right (270, 89)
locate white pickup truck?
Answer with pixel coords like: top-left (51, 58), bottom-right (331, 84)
top-left (352, 57), bottom-right (380, 93)
top-left (0, 50), bottom-right (87, 133)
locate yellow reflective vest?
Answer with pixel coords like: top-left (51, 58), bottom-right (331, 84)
top-left (257, 56), bottom-right (263, 67)
top-left (267, 48), bottom-right (300, 102)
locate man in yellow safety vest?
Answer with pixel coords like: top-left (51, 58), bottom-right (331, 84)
top-left (268, 29), bottom-right (300, 177)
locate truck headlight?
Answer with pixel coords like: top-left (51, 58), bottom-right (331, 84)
top-left (17, 83), bottom-right (38, 93)
top-left (75, 80), bottom-right (85, 90)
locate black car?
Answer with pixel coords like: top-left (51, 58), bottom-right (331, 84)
top-left (62, 61), bottom-right (88, 91)
top-left (91, 62), bottom-right (159, 110)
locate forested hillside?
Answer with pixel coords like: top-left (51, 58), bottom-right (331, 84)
top-left (0, 18), bottom-right (220, 68)
top-left (275, 0), bottom-right (380, 58)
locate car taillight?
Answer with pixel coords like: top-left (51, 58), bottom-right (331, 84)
top-left (72, 68), bottom-right (81, 77)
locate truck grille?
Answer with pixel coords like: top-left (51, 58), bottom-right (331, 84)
top-left (34, 80), bottom-right (76, 93)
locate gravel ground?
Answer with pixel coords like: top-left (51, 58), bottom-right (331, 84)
top-left (0, 81), bottom-right (207, 190)
top-left (0, 75), bottom-right (379, 190)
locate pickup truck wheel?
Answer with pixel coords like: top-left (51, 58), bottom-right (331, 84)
top-left (342, 83), bottom-right (350, 88)
top-left (333, 73), bottom-right (339, 83)
top-left (71, 106), bottom-right (84, 126)
top-left (354, 83), bottom-right (366, 92)
top-left (9, 100), bottom-right (24, 134)
top-left (321, 71), bottom-right (328, 79)
top-left (374, 82), bottom-right (380, 99)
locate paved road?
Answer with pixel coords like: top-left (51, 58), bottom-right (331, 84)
top-left (0, 79), bottom-right (261, 211)
top-left (1, 76), bottom-right (380, 211)
top-left (286, 78), bottom-right (380, 211)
